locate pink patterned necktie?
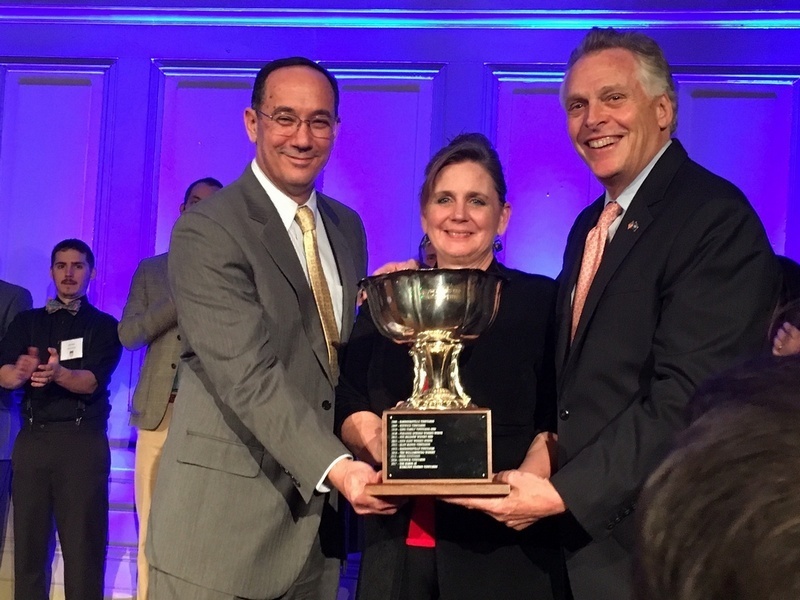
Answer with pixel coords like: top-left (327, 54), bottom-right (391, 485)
top-left (571, 201), bottom-right (622, 342)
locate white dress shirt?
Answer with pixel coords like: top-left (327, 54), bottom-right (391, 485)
top-left (250, 160), bottom-right (343, 334)
top-left (250, 160), bottom-right (350, 493)
top-left (571, 140), bottom-right (672, 306)
top-left (605, 139), bottom-right (671, 241)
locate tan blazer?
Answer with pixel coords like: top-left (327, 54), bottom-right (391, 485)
top-left (119, 253), bottom-right (181, 431)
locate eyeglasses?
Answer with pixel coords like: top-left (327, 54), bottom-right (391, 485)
top-left (255, 109), bottom-right (338, 140)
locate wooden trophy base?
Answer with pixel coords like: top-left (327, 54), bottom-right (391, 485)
top-left (366, 482), bottom-right (510, 496)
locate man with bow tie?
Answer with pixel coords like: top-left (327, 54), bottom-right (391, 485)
top-left (0, 238), bottom-right (122, 600)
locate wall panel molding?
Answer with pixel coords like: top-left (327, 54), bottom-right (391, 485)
top-left (145, 60), bottom-right (445, 268)
top-left (485, 65), bottom-right (599, 277)
top-left (672, 68), bottom-right (800, 254)
top-left (145, 59), bottom-right (259, 254)
top-left (322, 63), bottom-right (445, 270)
top-left (0, 58), bottom-right (114, 304)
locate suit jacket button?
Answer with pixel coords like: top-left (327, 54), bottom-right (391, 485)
top-left (171, 363), bottom-right (177, 369)
top-left (177, 334), bottom-right (181, 341)
top-left (322, 400), bottom-right (332, 411)
top-left (559, 409), bottom-right (570, 421)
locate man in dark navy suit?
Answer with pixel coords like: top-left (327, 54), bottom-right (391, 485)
top-left (448, 27), bottom-right (780, 600)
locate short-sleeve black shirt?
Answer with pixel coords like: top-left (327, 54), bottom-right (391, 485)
top-left (0, 297), bottom-right (122, 423)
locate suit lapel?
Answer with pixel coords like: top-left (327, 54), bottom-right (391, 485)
top-left (318, 195), bottom-right (358, 342)
top-left (569, 200), bottom-right (654, 345)
top-left (555, 199), bottom-right (603, 375)
top-left (239, 169), bottom-right (332, 384)
top-left (567, 141), bottom-right (688, 356)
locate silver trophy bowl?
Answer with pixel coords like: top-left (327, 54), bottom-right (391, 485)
top-left (360, 268), bottom-right (503, 409)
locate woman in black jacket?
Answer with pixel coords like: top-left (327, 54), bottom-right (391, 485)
top-left (335, 133), bottom-right (563, 600)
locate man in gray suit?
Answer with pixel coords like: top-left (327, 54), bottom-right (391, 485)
top-left (147, 57), bottom-right (396, 600)
top-left (0, 279), bottom-right (32, 551)
top-left (119, 176), bottom-right (221, 600)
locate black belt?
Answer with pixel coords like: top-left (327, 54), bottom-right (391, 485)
top-left (25, 419), bottom-right (106, 432)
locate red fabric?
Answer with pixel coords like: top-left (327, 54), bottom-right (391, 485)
top-left (405, 497), bottom-right (436, 548)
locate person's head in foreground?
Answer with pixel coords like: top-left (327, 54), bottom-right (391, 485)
top-left (636, 354), bottom-right (800, 600)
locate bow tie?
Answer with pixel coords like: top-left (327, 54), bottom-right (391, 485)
top-left (45, 298), bottom-right (81, 316)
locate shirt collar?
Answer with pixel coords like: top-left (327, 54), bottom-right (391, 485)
top-left (604, 139), bottom-right (671, 212)
top-left (250, 159), bottom-right (319, 232)
top-left (53, 295), bottom-right (87, 305)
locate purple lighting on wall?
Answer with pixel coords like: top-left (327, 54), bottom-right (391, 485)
top-left (0, 4), bottom-right (799, 594)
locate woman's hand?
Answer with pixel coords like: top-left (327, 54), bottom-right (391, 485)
top-left (372, 259), bottom-right (419, 276)
top-left (357, 259), bottom-right (420, 306)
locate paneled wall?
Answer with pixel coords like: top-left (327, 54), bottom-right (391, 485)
top-left (0, 4), bottom-right (798, 597)
top-left (0, 60), bottom-right (111, 301)
top-left (676, 72), bottom-right (800, 252)
top-left (2, 9), bottom-right (799, 301)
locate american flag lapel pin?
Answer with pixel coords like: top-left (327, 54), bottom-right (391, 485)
top-left (627, 220), bottom-right (639, 232)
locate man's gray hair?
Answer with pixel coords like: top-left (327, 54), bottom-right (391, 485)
top-left (561, 27), bottom-right (678, 133)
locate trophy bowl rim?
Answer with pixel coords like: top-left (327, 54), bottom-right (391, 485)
top-left (358, 267), bottom-right (502, 288)
top-left (358, 267), bottom-right (506, 345)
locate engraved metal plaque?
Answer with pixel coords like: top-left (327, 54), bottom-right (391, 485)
top-left (384, 409), bottom-right (490, 482)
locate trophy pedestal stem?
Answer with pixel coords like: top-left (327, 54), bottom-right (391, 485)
top-left (408, 337), bottom-right (470, 410)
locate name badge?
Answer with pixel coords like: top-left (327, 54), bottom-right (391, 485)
top-left (60, 338), bottom-right (84, 360)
